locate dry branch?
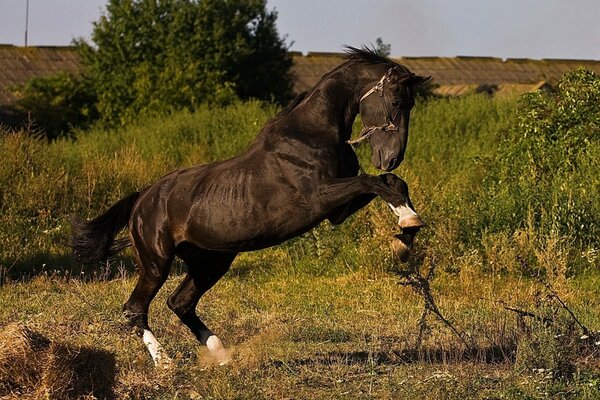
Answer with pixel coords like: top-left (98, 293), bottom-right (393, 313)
top-left (396, 258), bottom-right (472, 350)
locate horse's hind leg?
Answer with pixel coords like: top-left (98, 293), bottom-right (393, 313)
top-left (123, 228), bottom-right (175, 366)
top-left (168, 244), bottom-right (236, 364)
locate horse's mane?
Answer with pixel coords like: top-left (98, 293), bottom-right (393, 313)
top-left (307, 46), bottom-right (407, 93)
top-left (343, 45), bottom-right (393, 65)
top-left (263, 46), bottom-right (402, 128)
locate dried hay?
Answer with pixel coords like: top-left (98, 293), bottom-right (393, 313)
top-left (0, 323), bottom-right (115, 399)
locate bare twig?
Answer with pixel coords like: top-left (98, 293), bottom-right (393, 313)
top-left (540, 279), bottom-right (591, 336)
top-left (503, 305), bottom-right (554, 325)
top-left (482, 297), bottom-right (554, 326)
top-left (398, 259), bottom-right (472, 350)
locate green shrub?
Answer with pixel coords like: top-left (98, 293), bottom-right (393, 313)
top-left (480, 68), bottom-right (600, 248)
top-left (79, 0), bottom-right (293, 126)
top-left (10, 72), bottom-right (97, 139)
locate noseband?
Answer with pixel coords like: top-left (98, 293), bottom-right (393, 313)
top-left (347, 68), bottom-right (414, 146)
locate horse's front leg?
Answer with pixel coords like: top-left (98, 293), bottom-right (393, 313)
top-left (327, 193), bottom-right (376, 225)
top-left (379, 173), bottom-right (425, 232)
top-left (317, 173), bottom-right (424, 230)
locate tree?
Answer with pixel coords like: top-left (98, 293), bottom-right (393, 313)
top-left (77, 0), bottom-right (294, 125)
top-left (374, 37), bottom-right (391, 57)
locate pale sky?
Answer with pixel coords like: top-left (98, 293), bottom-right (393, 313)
top-left (1, 0), bottom-right (599, 60)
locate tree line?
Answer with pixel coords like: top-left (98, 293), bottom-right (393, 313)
top-left (11, 0), bottom-right (294, 139)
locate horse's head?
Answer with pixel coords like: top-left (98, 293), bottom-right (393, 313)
top-left (357, 68), bottom-right (430, 171)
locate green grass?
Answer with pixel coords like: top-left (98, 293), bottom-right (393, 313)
top-left (1, 77), bottom-right (599, 398)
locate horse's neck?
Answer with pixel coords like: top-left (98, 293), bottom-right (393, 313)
top-left (296, 64), bottom-right (384, 144)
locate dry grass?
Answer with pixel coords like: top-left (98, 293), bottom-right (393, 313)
top-left (0, 323), bottom-right (115, 399)
top-left (1, 255), bottom-right (599, 399)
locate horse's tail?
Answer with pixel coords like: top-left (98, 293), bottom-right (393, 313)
top-left (69, 192), bottom-right (141, 263)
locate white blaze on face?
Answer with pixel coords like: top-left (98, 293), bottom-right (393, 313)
top-left (206, 335), bottom-right (231, 365)
top-left (388, 203), bottom-right (418, 226)
top-left (143, 329), bottom-right (169, 366)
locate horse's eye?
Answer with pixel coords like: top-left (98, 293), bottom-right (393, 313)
top-left (391, 100), bottom-right (400, 107)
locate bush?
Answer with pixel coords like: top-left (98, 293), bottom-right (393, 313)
top-left (10, 0), bottom-right (293, 137)
top-left (10, 72), bottom-right (97, 139)
top-left (480, 68), bottom-right (600, 247)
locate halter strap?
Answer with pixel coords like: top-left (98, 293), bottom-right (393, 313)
top-left (347, 68), bottom-right (414, 146)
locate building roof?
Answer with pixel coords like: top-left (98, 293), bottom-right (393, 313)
top-left (291, 52), bottom-right (600, 96)
top-left (1, 45), bottom-right (600, 108)
top-left (0, 45), bottom-right (82, 106)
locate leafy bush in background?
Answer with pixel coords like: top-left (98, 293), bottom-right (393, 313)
top-left (10, 0), bottom-right (293, 138)
top-left (10, 72), bottom-right (98, 140)
top-left (479, 68), bottom-right (600, 247)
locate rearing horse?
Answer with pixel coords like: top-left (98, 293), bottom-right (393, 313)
top-left (71, 47), bottom-right (429, 365)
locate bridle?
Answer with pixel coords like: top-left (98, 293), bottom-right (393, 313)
top-left (347, 67), bottom-right (414, 146)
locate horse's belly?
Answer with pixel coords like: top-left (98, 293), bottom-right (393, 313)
top-left (172, 183), bottom-right (320, 251)
top-left (182, 207), bottom-right (318, 251)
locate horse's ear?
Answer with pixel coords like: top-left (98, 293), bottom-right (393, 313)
top-left (409, 75), bottom-right (431, 86)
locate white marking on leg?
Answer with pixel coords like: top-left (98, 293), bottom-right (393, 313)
top-left (143, 329), bottom-right (170, 366)
top-left (388, 203), bottom-right (418, 226)
top-left (206, 335), bottom-right (231, 365)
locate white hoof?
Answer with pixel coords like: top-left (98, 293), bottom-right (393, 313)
top-left (143, 329), bottom-right (171, 367)
top-left (206, 335), bottom-right (231, 365)
top-left (388, 203), bottom-right (425, 230)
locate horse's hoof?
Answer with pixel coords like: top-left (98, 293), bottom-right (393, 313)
top-left (392, 233), bottom-right (413, 262)
top-left (398, 214), bottom-right (426, 232)
top-left (206, 335), bottom-right (231, 366)
top-left (388, 203), bottom-right (426, 232)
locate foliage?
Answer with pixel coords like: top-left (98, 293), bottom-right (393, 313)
top-left (78, 0), bottom-right (293, 126)
top-left (10, 72), bottom-right (98, 139)
top-left (374, 37), bottom-right (391, 57)
top-left (0, 69), bottom-right (598, 279)
top-left (479, 68), bottom-right (600, 248)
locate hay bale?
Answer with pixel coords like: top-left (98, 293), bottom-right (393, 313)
top-left (0, 323), bottom-right (51, 397)
top-left (0, 323), bottom-right (115, 399)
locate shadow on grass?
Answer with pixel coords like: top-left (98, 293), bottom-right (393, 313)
top-left (0, 251), bottom-right (139, 285)
top-left (51, 345), bottom-right (117, 400)
top-left (228, 258), bottom-right (275, 281)
top-left (273, 344), bottom-right (517, 368)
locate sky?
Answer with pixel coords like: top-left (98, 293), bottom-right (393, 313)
top-left (0, 0), bottom-right (599, 60)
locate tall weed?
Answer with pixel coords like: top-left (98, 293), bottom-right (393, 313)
top-left (1, 71), bottom-right (598, 279)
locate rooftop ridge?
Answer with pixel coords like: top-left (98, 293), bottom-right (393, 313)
top-left (1, 45), bottom-right (600, 109)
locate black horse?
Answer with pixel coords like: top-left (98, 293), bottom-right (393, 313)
top-left (71, 47), bottom-right (429, 365)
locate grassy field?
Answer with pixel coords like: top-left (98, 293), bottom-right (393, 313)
top-left (1, 70), bottom-right (599, 399)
